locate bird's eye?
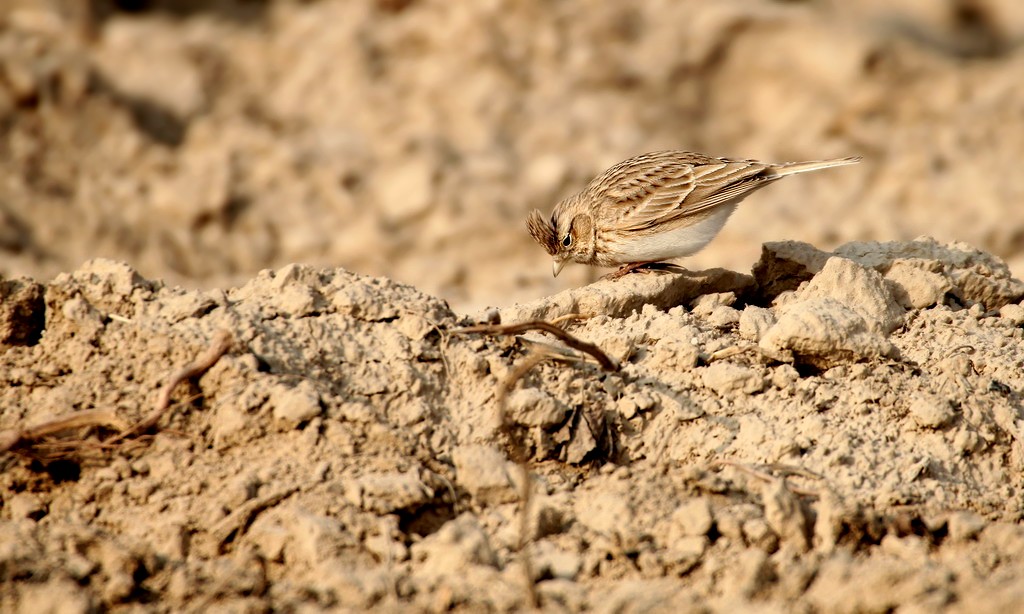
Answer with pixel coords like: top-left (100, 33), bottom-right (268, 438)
top-left (562, 234), bottom-right (572, 248)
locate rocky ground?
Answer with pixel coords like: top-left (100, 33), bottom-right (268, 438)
top-left (2, 238), bottom-right (1024, 612)
top-left (3, 1), bottom-right (1024, 612)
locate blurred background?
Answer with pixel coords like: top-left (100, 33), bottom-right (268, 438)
top-left (1, 0), bottom-right (1022, 311)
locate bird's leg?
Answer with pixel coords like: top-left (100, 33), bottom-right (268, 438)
top-left (603, 261), bottom-right (662, 280)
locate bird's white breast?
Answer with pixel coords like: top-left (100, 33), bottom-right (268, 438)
top-left (605, 203), bottom-right (738, 264)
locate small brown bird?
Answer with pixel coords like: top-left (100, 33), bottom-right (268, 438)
top-left (527, 151), bottom-right (861, 277)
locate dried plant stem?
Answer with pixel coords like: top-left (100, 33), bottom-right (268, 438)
top-left (710, 460), bottom-right (820, 498)
top-left (453, 320), bottom-right (619, 372)
top-left (1, 330), bottom-right (232, 459)
top-left (112, 330), bottom-right (233, 442)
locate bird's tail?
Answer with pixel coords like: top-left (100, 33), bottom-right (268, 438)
top-left (768, 156), bottom-right (862, 177)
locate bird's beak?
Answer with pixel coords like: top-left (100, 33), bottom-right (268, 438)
top-left (552, 259), bottom-right (566, 277)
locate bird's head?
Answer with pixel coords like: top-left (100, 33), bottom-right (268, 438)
top-left (526, 197), bottom-right (595, 277)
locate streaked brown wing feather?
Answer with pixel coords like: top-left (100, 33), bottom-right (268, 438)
top-left (607, 155), bottom-right (772, 232)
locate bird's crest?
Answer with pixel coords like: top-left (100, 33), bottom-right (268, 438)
top-left (526, 209), bottom-right (558, 255)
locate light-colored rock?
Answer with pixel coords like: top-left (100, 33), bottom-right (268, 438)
top-left (752, 241), bottom-right (833, 300)
top-left (410, 514), bottom-right (497, 573)
top-left (690, 292), bottom-right (737, 316)
top-left (453, 445), bottom-right (523, 505)
top-left (270, 381), bottom-right (322, 428)
top-left (531, 540), bottom-right (582, 580)
top-left (739, 306), bottom-right (776, 341)
top-left (499, 268), bottom-right (753, 324)
top-left (7, 493), bottom-right (45, 520)
top-left (701, 362), bottom-right (764, 395)
top-left (797, 257), bottom-right (905, 335)
top-left (756, 238), bottom-right (1024, 312)
top-left (884, 259), bottom-right (954, 309)
top-left (708, 305), bottom-right (741, 328)
top-left (759, 298), bottom-right (897, 368)
top-left (672, 498), bottom-right (714, 537)
top-left (908, 393), bottom-right (956, 429)
top-left (644, 337), bottom-right (700, 371)
top-left (835, 238), bottom-right (1024, 310)
top-left (947, 511), bottom-right (987, 542)
top-left (574, 486), bottom-right (639, 550)
top-left (999, 303), bottom-right (1024, 325)
top-left (506, 388), bottom-right (568, 427)
top-left (344, 471), bottom-right (434, 514)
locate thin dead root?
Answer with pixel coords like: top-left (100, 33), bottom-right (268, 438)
top-left (707, 344), bottom-right (763, 362)
top-left (710, 460), bottom-right (820, 498)
top-left (452, 316), bottom-right (615, 609)
top-left (493, 348), bottom-right (584, 610)
top-left (517, 467), bottom-right (539, 609)
top-left (453, 319), bottom-right (619, 372)
top-left (548, 312), bottom-right (590, 326)
top-left (112, 330), bottom-right (233, 442)
top-left (1, 330), bottom-right (233, 462)
top-left (495, 352), bottom-right (551, 429)
top-left (210, 486), bottom-right (300, 553)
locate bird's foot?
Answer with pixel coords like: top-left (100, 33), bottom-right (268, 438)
top-left (603, 261), bottom-right (684, 280)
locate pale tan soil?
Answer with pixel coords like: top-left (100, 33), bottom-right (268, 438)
top-left (3, 1), bottom-right (1024, 612)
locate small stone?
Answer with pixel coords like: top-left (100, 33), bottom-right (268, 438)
top-left (646, 337), bottom-right (700, 371)
top-left (344, 471), bottom-right (434, 514)
top-left (701, 362), bottom-right (764, 395)
top-left (708, 305), bottom-right (740, 328)
top-left (999, 303), bottom-right (1024, 325)
top-left (453, 445), bottom-right (522, 505)
top-left (531, 540), bottom-right (581, 580)
top-left (771, 364), bottom-right (800, 389)
top-left (506, 388), bottom-right (568, 427)
top-left (0, 276), bottom-right (44, 347)
top-left (574, 489), bottom-right (639, 550)
top-left (7, 493), bottom-right (45, 520)
top-left (690, 292), bottom-right (737, 316)
top-left (739, 306), bottom-right (776, 341)
top-left (908, 393), bottom-right (955, 429)
top-left (672, 497), bottom-right (714, 536)
top-left (759, 298), bottom-right (897, 368)
top-left (742, 517), bottom-right (779, 552)
top-left (270, 381), bottom-right (322, 428)
top-left (410, 514), bottom-right (497, 573)
top-left (285, 509), bottom-right (342, 566)
top-left (947, 511), bottom-right (987, 541)
top-left (884, 259), bottom-right (953, 309)
top-left (798, 257), bottom-right (905, 335)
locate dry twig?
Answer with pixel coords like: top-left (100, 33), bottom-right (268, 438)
top-left (0, 410), bottom-right (128, 456)
top-left (452, 318), bottom-right (616, 608)
top-left (0, 330), bottom-right (233, 460)
top-left (111, 329), bottom-right (233, 442)
top-left (710, 460), bottom-right (820, 498)
top-left (453, 320), bottom-right (619, 372)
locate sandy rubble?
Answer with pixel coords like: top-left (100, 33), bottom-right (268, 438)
top-left (2, 237), bottom-right (1024, 612)
top-left (2, 0), bottom-right (1024, 311)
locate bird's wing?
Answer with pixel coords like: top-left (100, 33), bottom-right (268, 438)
top-left (605, 155), bottom-right (774, 232)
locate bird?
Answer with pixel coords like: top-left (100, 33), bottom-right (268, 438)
top-left (526, 150), bottom-right (861, 278)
